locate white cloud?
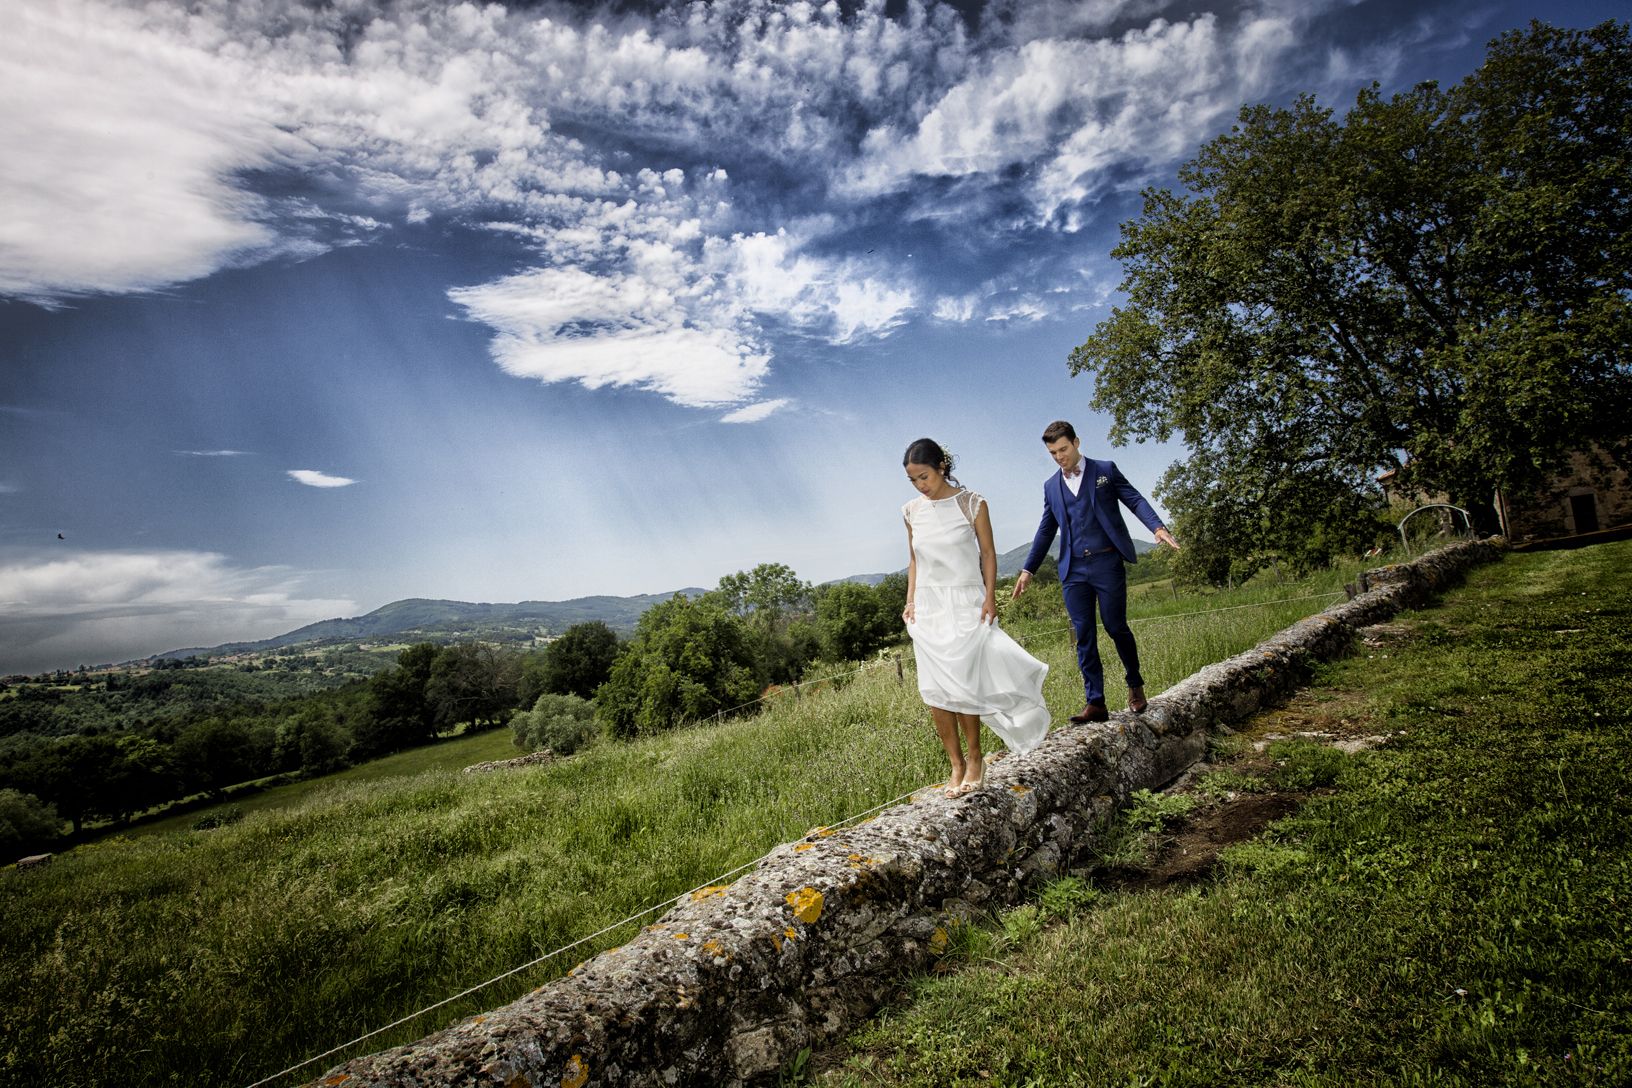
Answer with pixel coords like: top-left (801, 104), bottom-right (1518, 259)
top-left (450, 226), bottom-right (916, 409)
top-left (0, 549), bottom-right (354, 673)
top-left (448, 265), bottom-right (771, 408)
top-left (720, 398), bottom-right (792, 424)
top-left (0, 0), bottom-right (307, 301)
top-left (287, 469), bottom-right (357, 488)
top-left (177, 449), bottom-right (251, 457)
top-left (1, 0), bottom-right (1404, 402)
top-left (842, 13), bottom-right (1278, 219)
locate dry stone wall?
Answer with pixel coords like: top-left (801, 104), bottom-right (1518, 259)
top-left (312, 539), bottom-right (1503, 1088)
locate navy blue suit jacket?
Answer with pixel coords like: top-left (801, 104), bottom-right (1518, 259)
top-left (1022, 458), bottom-right (1164, 576)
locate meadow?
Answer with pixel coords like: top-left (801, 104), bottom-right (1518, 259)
top-left (0, 553), bottom-right (1394, 1088)
top-left (821, 540), bottom-right (1632, 1087)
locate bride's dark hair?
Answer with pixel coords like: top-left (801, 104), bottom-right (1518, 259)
top-left (902, 437), bottom-right (959, 487)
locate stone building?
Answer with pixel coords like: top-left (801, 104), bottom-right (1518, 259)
top-left (1495, 445), bottom-right (1632, 544)
top-left (1379, 445), bottom-right (1631, 546)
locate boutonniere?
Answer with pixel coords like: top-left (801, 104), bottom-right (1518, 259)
top-left (1096, 475), bottom-right (1109, 488)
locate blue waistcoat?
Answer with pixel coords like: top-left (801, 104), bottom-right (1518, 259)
top-left (1061, 477), bottom-right (1111, 559)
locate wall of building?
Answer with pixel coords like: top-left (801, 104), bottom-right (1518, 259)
top-left (1501, 446), bottom-right (1632, 541)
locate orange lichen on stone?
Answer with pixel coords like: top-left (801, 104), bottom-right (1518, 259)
top-left (561, 1054), bottom-right (589, 1088)
top-left (1008, 784), bottom-right (1031, 795)
top-left (506, 1074), bottom-right (532, 1088)
top-left (785, 886), bottom-right (824, 924)
top-left (784, 926), bottom-right (798, 942)
top-left (673, 932), bottom-right (689, 940)
top-left (794, 842), bottom-right (815, 852)
top-left (701, 939), bottom-right (725, 958)
top-left (323, 1076), bottom-right (351, 1086)
top-left (805, 826), bottom-right (837, 838)
top-left (690, 884), bottom-right (732, 901)
top-left (472, 1015), bottom-right (487, 1025)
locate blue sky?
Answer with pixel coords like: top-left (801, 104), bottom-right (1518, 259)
top-left (1, 0), bottom-right (1621, 673)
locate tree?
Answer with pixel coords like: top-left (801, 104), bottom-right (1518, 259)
top-left (1071, 20), bottom-right (1632, 560)
top-left (520, 621), bottom-right (621, 702)
top-left (708, 563), bottom-right (818, 684)
top-left (813, 581), bottom-right (898, 663)
top-left (96, 734), bottom-right (176, 823)
top-left (359, 643), bottom-right (440, 755)
top-left (0, 788), bottom-right (63, 860)
top-left (276, 708), bottom-right (350, 777)
top-left (172, 717), bottom-right (268, 798)
top-left (596, 595), bottom-right (762, 738)
top-left (713, 563), bottom-right (811, 619)
top-left (425, 643), bottom-right (515, 732)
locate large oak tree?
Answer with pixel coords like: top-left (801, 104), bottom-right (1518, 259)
top-left (1071, 21), bottom-right (1631, 572)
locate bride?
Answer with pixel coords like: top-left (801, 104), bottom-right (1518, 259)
top-left (900, 438), bottom-right (1050, 795)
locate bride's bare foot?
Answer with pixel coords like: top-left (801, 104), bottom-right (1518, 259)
top-left (956, 757), bottom-right (985, 795)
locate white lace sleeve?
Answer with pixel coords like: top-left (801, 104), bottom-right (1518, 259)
top-left (901, 498), bottom-right (917, 526)
top-left (955, 489), bottom-right (986, 526)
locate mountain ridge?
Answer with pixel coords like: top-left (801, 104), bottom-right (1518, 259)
top-left (158, 537), bottom-right (1158, 660)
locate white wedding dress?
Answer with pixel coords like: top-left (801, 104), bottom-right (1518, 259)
top-left (903, 490), bottom-right (1050, 755)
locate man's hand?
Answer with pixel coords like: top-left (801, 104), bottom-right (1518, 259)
top-left (1011, 570), bottom-right (1032, 599)
top-left (1155, 527), bottom-right (1180, 551)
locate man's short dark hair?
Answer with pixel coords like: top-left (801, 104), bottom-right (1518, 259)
top-left (1041, 420), bottom-right (1077, 444)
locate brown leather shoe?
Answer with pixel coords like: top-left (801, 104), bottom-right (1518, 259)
top-left (1069, 702), bottom-right (1109, 724)
top-left (1128, 686), bottom-right (1148, 713)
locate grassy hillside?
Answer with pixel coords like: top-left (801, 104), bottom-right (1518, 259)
top-left (822, 540), bottom-right (1632, 1087)
top-left (0, 552), bottom-right (1397, 1088)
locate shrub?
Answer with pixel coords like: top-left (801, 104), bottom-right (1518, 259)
top-left (191, 805), bottom-right (244, 831)
top-left (511, 693), bottom-right (598, 756)
top-left (1125, 787), bottom-right (1197, 832)
top-left (1196, 768), bottom-right (1268, 799)
top-left (1037, 875), bottom-right (1100, 920)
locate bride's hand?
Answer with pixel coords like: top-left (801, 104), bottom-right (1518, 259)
top-left (902, 601), bottom-right (916, 624)
top-left (981, 596), bottom-right (998, 625)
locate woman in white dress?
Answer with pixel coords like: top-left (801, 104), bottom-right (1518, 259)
top-left (901, 438), bottom-right (1051, 795)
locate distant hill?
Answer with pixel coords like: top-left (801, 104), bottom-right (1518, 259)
top-left (158, 590), bottom-right (709, 660)
top-left (160, 535), bottom-right (1161, 661)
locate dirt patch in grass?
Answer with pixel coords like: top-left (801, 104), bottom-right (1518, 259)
top-left (1096, 790), bottom-right (1305, 892)
top-left (1092, 679), bottom-right (1391, 894)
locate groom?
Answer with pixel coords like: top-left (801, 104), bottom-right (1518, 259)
top-left (1012, 420), bottom-right (1178, 722)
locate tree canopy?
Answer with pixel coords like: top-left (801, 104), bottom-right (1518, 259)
top-left (595, 595), bottom-right (763, 738)
top-left (1070, 20), bottom-right (1632, 570)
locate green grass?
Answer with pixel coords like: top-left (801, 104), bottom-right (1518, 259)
top-left (125, 727), bottom-right (522, 838)
top-left (0, 548), bottom-right (1437, 1088)
top-left (821, 539), bottom-right (1632, 1087)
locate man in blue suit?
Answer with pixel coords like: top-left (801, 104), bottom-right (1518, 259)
top-left (1012, 420), bottom-right (1179, 722)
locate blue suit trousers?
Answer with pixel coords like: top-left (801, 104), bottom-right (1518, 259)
top-left (1063, 550), bottom-right (1142, 705)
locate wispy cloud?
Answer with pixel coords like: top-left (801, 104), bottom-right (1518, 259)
top-left (2, 0), bottom-right (1451, 401)
top-left (177, 449), bottom-right (252, 457)
top-left (287, 469), bottom-right (357, 488)
top-left (0, 549), bottom-right (354, 673)
top-left (720, 398), bottom-right (792, 424)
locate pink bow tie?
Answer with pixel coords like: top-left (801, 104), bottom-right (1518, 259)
top-left (1064, 466), bottom-right (1083, 478)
